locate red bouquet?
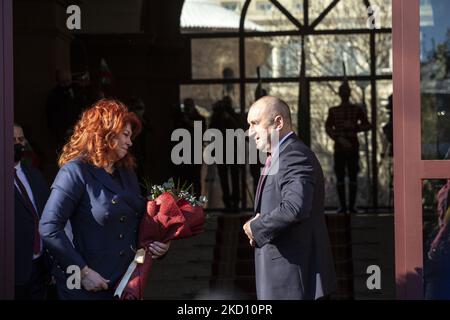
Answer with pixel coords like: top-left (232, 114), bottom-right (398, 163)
top-left (114, 180), bottom-right (207, 300)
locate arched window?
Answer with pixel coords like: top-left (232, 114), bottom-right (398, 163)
top-left (180, 0), bottom-right (392, 210)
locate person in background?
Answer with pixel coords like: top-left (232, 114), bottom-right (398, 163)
top-left (183, 98), bottom-right (206, 198)
top-left (244, 96), bottom-right (336, 300)
top-left (14, 123), bottom-right (51, 299)
top-left (325, 81), bottom-right (372, 213)
top-left (39, 99), bottom-right (170, 299)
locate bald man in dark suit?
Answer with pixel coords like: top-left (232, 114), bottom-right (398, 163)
top-left (244, 96), bottom-right (336, 300)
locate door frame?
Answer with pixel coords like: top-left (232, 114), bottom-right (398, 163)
top-left (393, 0), bottom-right (450, 299)
top-left (0, 0), bottom-right (14, 300)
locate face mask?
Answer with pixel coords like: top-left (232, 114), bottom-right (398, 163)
top-left (14, 143), bottom-right (24, 162)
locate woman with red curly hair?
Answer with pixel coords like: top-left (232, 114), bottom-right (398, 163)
top-left (39, 99), bottom-right (170, 300)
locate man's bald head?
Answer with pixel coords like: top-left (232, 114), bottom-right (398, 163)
top-left (251, 96), bottom-right (292, 128)
top-left (248, 96), bottom-right (293, 151)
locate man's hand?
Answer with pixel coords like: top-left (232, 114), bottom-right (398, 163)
top-left (243, 214), bottom-right (260, 247)
top-left (148, 241), bottom-right (171, 259)
top-left (80, 266), bottom-right (110, 292)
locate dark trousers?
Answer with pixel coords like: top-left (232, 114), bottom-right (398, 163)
top-left (15, 256), bottom-right (47, 300)
top-left (217, 164), bottom-right (240, 210)
top-left (334, 150), bottom-right (359, 209)
top-left (334, 150), bottom-right (359, 183)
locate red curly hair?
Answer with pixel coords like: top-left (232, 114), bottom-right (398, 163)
top-left (58, 99), bottom-right (142, 170)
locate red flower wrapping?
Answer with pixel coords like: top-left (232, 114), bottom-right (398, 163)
top-left (114, 192), bottom-right (205, 300)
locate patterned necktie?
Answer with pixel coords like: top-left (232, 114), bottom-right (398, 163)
top-left (14, 169), bottom-right (41, 255)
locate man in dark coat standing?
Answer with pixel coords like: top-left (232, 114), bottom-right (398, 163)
top-left (14, 123), bottom-right (50, 299)
top-left (243, 96), bottom-right (336, 300)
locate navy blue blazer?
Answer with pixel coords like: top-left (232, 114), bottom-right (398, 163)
top-left (39, 158), bottom-right (146, 299)
top-left (15, 162), bottom-right (50, 286)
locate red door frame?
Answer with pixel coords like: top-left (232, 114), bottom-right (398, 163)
top-left (0, 0), bottom-right (14, 300)
top-left (393, 0), bottom-right (450, 299)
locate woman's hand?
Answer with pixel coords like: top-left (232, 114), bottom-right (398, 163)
top-left (148, 241), bottom-right (171, 259)
top-left (81, 266), bottom-right (110, 292)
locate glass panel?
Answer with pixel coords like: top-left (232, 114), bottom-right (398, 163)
top-left (179, 84), bottom-right (242, 210)
top-left (180, 84), bottom-right (240, 115)
top-left (181, 0), bottom-right (257, 33)
top-left (376, 33), bottom-right (393, 75)
top-left (310, 81), bottom-right (373, 209)
top-left (420, 0), bottom-right (450, 160)
top-left (306, 34), bottom-right (370, 77)
top-left (423, 179), bottom-right (450, 299)
top-left (309, 0), bottom-right (334, 24)
top-left (247, 0), bottom-right (301, 31)
top-left (191, 38), bottom-right (240, 79)
top-left (377, 80), bottom-right (394, 208)
top-left (314, 0), bottom-right (369, 30)
top-left (76, 0), bottom-right (145, 34)
top-left (371, 0), bottom-right (393, 29)
top-left (245, 36), bottom-right (302, 78)
top-left (312, 0), bottom-right (391, 30)
top-left (245, 82), bottom-right (299, 129)
top-left (276, 0), bottom-right (304, 25)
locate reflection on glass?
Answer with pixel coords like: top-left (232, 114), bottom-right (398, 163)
top-left (245, 82), bottom-right (299, 128)
top-left (76, 0), bottom-right (145, 34)
top-left (306, 35), bottom-right (370, 77)
top-left (180, 0), bottom-right (260, 33)
top-left (181, 0), bottom-right (309, 34)
top-left (180, 84), bottom-right (240, 115)
top-left (180, 84), bottom-right (243, 210)
top-left (423, 179), bottom-right (450, 299)
top-left (314, 0), bottom-right (391, 30)
top-left (377, 80), bottom-right (394, 208)
top-left (191, 38), bottom-right (240, 79)
top-left (370, 0), bottom-right (393, 29)
top-left (376, 33), bottom-right (393, 75)
top-left (245, 36), bottom-right (302, 78)
top-left (248, 0), bottom-right (301, 31)
top-left (421, 0), bottom-right (450, 160)
top-left (310, 81), bottom-right (373, 208)
top-left (310, 0), bottom-right (392, 29)
top-left (309, 0), bottom-right (334, 23)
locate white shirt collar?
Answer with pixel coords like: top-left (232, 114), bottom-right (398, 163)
top-left (270, 131), bottom-right (294, 156)
top-left (279, 131), bottom-right (294, 146)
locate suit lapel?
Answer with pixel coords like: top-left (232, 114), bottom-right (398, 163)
top-left (118, 166), bottom-right (131, 190)
top-left (254, 173), bottom-right (272, 213)
top-left (87, 164), bottom-right (122, 195)
top-left (15, 163), bottom-right (39, 218)
top-left (14, 184), bottom-right (34, 218)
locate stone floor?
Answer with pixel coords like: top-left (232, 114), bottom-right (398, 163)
top-left (144, 212), bottom-right (396, 300)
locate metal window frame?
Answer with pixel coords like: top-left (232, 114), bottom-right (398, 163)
top-left (181, 0), bottom-right (393, 210)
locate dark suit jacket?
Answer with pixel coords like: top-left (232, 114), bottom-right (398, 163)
top-left (15, 162), bottom-right (50, 286)
top-left (39, 158), bottom-right (146, 299)
top-left (250, 134), bottom-right (337, 300)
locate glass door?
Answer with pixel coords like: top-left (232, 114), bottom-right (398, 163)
top-left (393, 0), bottom-right (450, 299)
